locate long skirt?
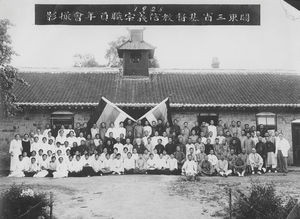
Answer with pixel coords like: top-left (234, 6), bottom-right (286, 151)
top-left (10, 154), bottom-right (21, 172)
top-left (8, 171), bottom-right (25, 178)
top-left (266, 152), bottom-right (276, 167)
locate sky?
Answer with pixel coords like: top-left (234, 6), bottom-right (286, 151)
top-left (0, 0), bottom-right (300, 71)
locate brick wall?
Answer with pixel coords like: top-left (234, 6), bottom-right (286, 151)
top-left (0, 110), bottom-right (91, 170)
top-left (172, 110), bottom-right (300, 165)
top-left (1, 109), bottom-right (299, 170)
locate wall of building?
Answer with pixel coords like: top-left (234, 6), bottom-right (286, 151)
top-left (0, 109), bottom-right (91, 171)
top-left (0, 108), bottom-right (299, 170)
top-left (172, 110), bottom-right (300, 165)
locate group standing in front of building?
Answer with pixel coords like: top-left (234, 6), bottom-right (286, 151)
top-left (8, 118), bottom-right (290, 179)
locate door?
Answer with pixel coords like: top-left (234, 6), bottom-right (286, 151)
top-left (292, 123), bottom-right (300, 166)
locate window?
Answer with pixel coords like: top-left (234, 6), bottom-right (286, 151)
top-left (50, 111), bottom-right (74, 128)
top-left (130, 51), bottom-right (141, 63)
top-left (256, 112), bottom-right (277, 131)
top-left (198, 113), bottom-right (219, 125)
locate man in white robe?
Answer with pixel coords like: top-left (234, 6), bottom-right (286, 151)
top-left (182, 154), bottom-right (197, 180)
top-left (123, 152), bottom-right (135, 174)
top-left (111, 153), bottom-right (124, 175)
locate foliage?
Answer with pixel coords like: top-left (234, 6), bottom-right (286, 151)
top-left (0, 19), bottom-right (27, 117)
top-left (104, 35), bottom-right (159, 68)
top-left (0, 184), bottom-right (51, 219)
top-left (231, 181), bottom-right (297, 219)
top-left (104, 35), bottom-right (127, 67)
top-left (73, 53), bottom-right (103, 67)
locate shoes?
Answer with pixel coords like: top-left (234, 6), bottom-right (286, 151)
top-left (268, 170), bottom-right (271, 173)
top-left (274, 170), bottom-right (278, 173)
top-left (257, 171), bottom-right (261, 175)
top-left (252, 171), bottom-right (255, 175)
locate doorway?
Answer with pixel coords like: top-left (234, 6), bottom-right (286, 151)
top-left (198, 113), bottom-right (219, 125)
top-left (292, 121), bottom-right (300, 166)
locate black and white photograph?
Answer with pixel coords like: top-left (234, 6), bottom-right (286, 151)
top-left (0, 0), bottom-right (300, 218)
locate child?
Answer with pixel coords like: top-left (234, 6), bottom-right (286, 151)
top-left (24, 157), bottom-right (39, 177)
top-left (123, 152), bottom-right (135, 174)
top-left (207, 149), bottom-right (218, 173)
top-left (46, 156), bottom-right (57, 177)
top-left (153, 149), bottom-right (160, 161)
top-left (134, 154), bottom-right (147, 174)
top-left (124, 138), bottom-right (133, 153)
top-left (186, 147), bottom-right (196, 161)
top-left (122, 147), bottom-right (129, 161)
top-left (234, 154), bottom-right (246, 177)
top-left (166, 154), bottom-right (179, 175)
top-left (53, 157), bottom-right (68, 178)
top-left (147, 153), bottom-right (158, 174)
top-left (182, 154), bottom-right (197, 180)
top-left (248, 148), bottom-right (264, 175)
top-left (99, 147), bottom-right (108, 162)
top-left (82, 154), bottom-right (95, 177)
top-left (198, 155), bottom-right (214, 176)
top-left (101, 153), bottom-right (112, 175)
top-left (131, 148), bottom-right (139, 161)
top-left (143, 149), bottom-right (150, 161)
top-left (66, 155), bottom-right (75, 175)
top-left (70, 155), bottom-right (83, 177)
top-left (156, 154), bottom-right (168, 174)
top-left (91, 153), bottom-right (103, 176)
top-left (111, 153), bottom-right (124, 175)
top-left (34, 154), bottom-right (49, 178)
top-left (174, 146), bottom-right (185, 173)
top-left (216, 155), bottom-right (232, 177)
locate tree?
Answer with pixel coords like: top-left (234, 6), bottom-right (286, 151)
top-left (105, 36), bottom-right (127, 67)
top-left (105, 35), bottom-right (159, 68)
top-left (0, 19), bottom-right (27, 118)
top-left (73, 53), bottom-right (101, 67)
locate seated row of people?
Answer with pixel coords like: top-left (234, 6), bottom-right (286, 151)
top-left (8, 148), bottom-right (180, 178)
top-left (182, 147), bottom-right (274, 180)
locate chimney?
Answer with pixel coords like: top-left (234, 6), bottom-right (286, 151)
top-left (129, 29), bottom-right (144, 42)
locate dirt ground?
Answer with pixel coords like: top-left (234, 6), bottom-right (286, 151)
top-left (0, 171), bottom-right (300, 219)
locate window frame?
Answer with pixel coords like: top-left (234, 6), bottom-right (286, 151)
top-left (256, 112), bottom-right (277, 131)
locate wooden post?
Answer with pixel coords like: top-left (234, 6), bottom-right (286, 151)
top-left (229, 187), bottom-right (232, 219)
top-left (50, 192), bottom-right (53, 219)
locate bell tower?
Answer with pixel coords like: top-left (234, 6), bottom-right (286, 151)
top-left (117, 29), bottom-right (155, 76)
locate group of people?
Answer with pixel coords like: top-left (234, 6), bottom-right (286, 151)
top-left (8, 119), bottom-right (291, 179)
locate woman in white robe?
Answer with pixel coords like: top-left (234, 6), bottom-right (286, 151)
top-left (53, 157), bottom-right (68, 178)
top-left (9, 134), bottom-right (23, 172)
top-left (8, 155), bottom-right (26, 177)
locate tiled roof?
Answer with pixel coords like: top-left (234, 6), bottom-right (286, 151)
top-left (118, 41), bottom-right (155, 50)
top-left (12, 71), bottom-right (300, 108)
